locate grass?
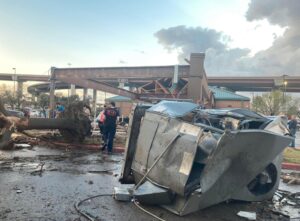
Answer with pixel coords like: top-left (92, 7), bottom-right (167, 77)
top-left (283, 147), bottom-right (300, 164)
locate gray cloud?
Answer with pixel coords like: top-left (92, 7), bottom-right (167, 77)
top-left (245, 0), bottom-right (300, 75)
top-left (155, 1), bottom-right (300, 76)
top-left (155, 26), bottom-right (251, 75)
top-left (246, 0), bottom-right (300, 27)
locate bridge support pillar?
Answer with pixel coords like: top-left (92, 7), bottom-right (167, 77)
top-left (70, 84), bottom-right (76, 96)
top-left (83, 88), bottom-right (88, 101)
top-left (92, 89), bottom-right (97, 113)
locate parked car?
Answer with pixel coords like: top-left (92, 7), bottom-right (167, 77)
top-left (6, 109), bottom-right (24, 118)
top-left (30, 109), bottom-right (40, 118)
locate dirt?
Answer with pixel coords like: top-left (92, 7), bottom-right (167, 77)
top-left (284, 147), bottom-right (300, 164)
top-left (0, 146), bottom-right (298, 221)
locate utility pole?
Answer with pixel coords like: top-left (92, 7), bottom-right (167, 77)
top-left (282, 74), bottom-right (288, 114)
top-left (12, 68), bottom-right (16, 96)
top-left (49, 67), bottom-right (56, 118)
top-left (12, 68), bottom-right (17, 108)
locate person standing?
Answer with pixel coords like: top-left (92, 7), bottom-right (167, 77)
top-left (97, 105), bottom-right (106, 147)
top-left (83, 104), bottom-right (92, 119)
top-left (41, 107), bottom-right (47, 118)
top-left (288, 115), bottom-right (298, 148)
top-left (102, 102), bottom-right (119, 154)
top-left (55, 102), bottom-right (65, 118)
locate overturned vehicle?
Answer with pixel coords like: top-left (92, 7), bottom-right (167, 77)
top-left (120, 101), bottom-right (292, 216)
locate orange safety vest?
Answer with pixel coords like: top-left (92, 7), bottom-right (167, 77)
top-left (99, 111), bottom-right (106, 123)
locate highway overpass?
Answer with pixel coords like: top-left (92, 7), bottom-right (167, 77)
top-left (1, 73), bottom-right (300, 93)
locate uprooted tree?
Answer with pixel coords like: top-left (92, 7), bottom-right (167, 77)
top-left (0, 98), bottom-right (91, 149)
top-left (252, 90), bottom-right (300, 116)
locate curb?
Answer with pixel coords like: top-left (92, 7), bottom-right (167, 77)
top-left (282, 162), bottom-right (300, 171)
top-left (114, 146), bottom-right (125, 153)
top-left (52, 142), bottom-right (125, 153)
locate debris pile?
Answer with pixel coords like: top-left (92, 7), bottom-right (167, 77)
top-left (120, 101), bottom-right (293, 216)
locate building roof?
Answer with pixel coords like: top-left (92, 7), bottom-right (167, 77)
top-left (105, 88), bottom-right (249, 102)
top-left (210, 87), bottom-right (250, 101)
top-left (105, 95), bottom-right (132, 102)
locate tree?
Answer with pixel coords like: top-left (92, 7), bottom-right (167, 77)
top-left (252, 90), bottom-right (300, 116)
top-left (1, 91), bottom-right (17, 109)
top-left (55, 94), bottom-right (80, 106)
top-left (37, 93), bottom-right (50, 108)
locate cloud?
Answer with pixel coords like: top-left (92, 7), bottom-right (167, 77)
top-left (134, 49), bottom-right (146, 54)
top-left (245, 0), bottom-right (300, 75)
top-left (246, 0), bottom-right (300, 27)
top-left (119, 60), bottom-right (127, 64)
top-left (154, 26), bottom-right (251, 74)
top-left (155, 1), bottom-right (300, 76)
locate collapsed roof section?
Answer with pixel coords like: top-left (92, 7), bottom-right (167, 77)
top-left (49, 53), bottom-right (212, 108)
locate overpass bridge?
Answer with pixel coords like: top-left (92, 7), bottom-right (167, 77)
top-left (1, 72), bottom-right (300, 94)
top-left (0, 73), bottom-right (48, 82)
top-left (23, 75), bottom-right (300, 94)
top-left (1, 53), bottom-right (300, 110)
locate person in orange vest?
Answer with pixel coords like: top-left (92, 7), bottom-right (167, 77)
top-left (97, 105), bottom-right (106, 147)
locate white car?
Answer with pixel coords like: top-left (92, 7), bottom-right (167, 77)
top-left (29, 109), bottom-right (40, 118)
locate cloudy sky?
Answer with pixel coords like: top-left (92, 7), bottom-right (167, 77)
top-left (0, 0), bottom-right (297, 76)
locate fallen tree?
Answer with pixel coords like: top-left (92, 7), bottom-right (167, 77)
top-left (0, 98), bottom-right (91, 149)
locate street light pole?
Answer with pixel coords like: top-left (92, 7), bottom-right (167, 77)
top-left (282, 74), bottom-right (288, 114)
top-left (12, 68), bottom-right (16, 104)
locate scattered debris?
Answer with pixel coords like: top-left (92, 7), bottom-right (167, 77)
top-left (281, 172), bottom-right (300, 185)
top-left (30, 162), bottom-right (45, 176)
top-left (13, 143), bottom-right (32, 149)
top-left (87, 168), bottom-right (117, 175)
top-left (113, 185), bottom-right (134, 202)
top-left (237, 211), bottom-right (256, 220)
top-left (88, 180), bottom-right (93, 185)
top-left (272, 190), bottom-right (300, 219)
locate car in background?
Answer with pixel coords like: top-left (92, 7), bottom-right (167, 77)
top-left (30, 109), bottom-right (40, 118)
top-left (22, 107), bottom-right (44, 118)
top-left (6, 109), bottom-right (24, 118)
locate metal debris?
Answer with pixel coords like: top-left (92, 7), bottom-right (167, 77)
top-left (113, 185), bottom-right (134, 202)
top-left (30, 162), bottom-right (45, 176)
top-left (133, 181), bottom-right (174, 205)
top-left (272, 190), bottom-right (300, 219)
top-left (120, 101), bottom-right (293, 216)
top-left (237, 211), bottom-right (256, 220)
